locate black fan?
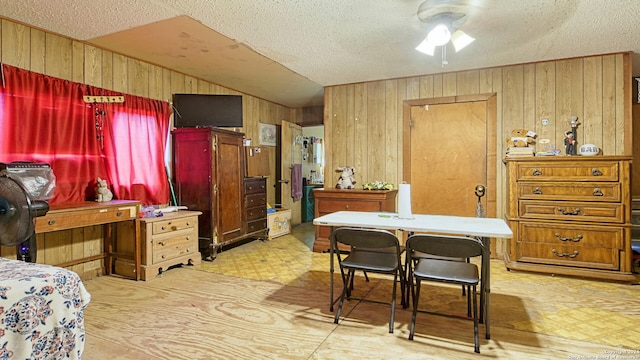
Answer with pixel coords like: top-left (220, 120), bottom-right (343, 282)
top-left (0, 175), bottom-right (49, 262)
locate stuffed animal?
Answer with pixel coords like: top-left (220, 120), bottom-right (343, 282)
top-left (95, 177), bottom-right (113, 202)
top-left (506, 129), bottom-right (537, 147)
top-left (335, 166), bottom-right (356, 189)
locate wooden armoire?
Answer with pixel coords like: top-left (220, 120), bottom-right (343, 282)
top-left (172, 127), bottom-right (267, 260)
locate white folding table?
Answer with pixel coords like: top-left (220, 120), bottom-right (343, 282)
top-left (313, 210), bottom-right (513, 338)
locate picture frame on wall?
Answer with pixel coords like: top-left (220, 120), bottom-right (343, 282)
top-left (258, 123), bottom-right (277, 146)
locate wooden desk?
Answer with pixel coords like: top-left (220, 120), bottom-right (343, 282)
top-left (313, 210), bottom-right (513, 338)
top-left (35, 200), bottom-right (140, 280)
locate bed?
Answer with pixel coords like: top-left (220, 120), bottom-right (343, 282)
top-left (0, 257), bottom-right (91, 360)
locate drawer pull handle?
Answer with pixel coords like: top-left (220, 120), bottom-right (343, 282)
top-left (48, 219), bottom-right (56, 225)
top-left (161, 226), bottom-right (166, 231)
top-left (116, 211), bottom-right (123, 216)
top-left (533, 187), bottom-right (542, 195)
top-left (592, 188), bottom-right (603, 196)
top-left (555, 233), bottom-right (583, 242)
top-left (158, 241), bottom-right (166, 246)
top-left (591, 168), bottom-right (603, 176)
top-left (345, 205), bottom-right (349, 210)
top-left (552, 249), bottom-right (579, 258)
top-left (557, 207), bottom-right (580, 216)
top-left (532, 169), bottom-right (542, 176)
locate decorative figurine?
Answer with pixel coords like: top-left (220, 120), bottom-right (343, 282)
top-left (564, 131), bottom-right (576, 156)
top-left (565, 116), bottom-right (579, 156)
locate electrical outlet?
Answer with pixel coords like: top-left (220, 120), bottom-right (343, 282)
top-left (541, 118), bottom-right (550, 126)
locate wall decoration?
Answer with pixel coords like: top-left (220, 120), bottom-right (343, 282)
top-left (259, 123), bottom-right (277, 146)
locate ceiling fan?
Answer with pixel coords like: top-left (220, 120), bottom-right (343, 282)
top-left (415, 0), bottom-right (476, 58)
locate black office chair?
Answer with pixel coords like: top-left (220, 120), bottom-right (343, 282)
top-left (331, 227), bottom-right (406, 333)
top-left (406, 234), bottom-right (488, 353)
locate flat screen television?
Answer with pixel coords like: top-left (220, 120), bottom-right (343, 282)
top-left (172, 94), bottom-right (243, 128)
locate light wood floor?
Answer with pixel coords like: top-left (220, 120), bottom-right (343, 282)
top-left (82, 223), bottom-right (640, 359)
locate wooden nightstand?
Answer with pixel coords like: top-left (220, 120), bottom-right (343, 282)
top-left (115, 210), bottom-right (201, 280)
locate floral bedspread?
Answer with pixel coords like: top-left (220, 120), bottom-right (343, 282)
top-left (0, 257), bottom-right (91, 360)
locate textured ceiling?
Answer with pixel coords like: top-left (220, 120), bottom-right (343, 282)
top-left (1, 0), bottom-right (639, 108)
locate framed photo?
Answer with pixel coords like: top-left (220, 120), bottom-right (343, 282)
top-left (258, 123), bottom-right (277, 146)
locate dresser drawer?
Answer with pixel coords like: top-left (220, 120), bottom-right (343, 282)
top-left (517, 182), bottom-right (620, 202)
top-left (152, 232), bottom-right (198, 263)
top-left (317, 199), bottom-right (383, 213)
top-left (519, 200), bottom-right (625, 223)
top-left (245, 193), bottom-right (267, 208)
top-left (246, 206), bottom-right (267, 221)
top-left (515, 242), bottom-right (620, 270)
top-left (517, 222), bottom-right (622, 270)
top-left (245, 178), bottom-right (267, 195)
top-left (519, 222), bottom-right (624, 248)
top-left (247, 219), bottom-right (267, 233)
top-left (152, 216), bottom-right (198, 235)
top-left (515, 162), bottom-right (619, 182)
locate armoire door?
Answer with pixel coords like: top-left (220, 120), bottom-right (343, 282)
top-left (409, 101), bottom-right (488, 217)
top-left (214, 131), bottom-right (245, 242)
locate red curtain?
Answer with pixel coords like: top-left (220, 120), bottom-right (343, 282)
top-left (0, 64), bottom-right (170, 205)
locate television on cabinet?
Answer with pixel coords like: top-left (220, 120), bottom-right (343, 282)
top-left (172, 94), bottom-right (243, 128)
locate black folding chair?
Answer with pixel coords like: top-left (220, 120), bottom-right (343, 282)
top-left (406, 234), bottom-right (488, 353)
top-left (331, 227), bottom-right (406, 333)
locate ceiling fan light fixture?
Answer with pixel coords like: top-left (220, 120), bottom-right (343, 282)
top-left (451, 29), bottom-right (475, 52)
top-left (415, 38), bottom-right (436, 56)
top-left (426, 24), bottom-right (451, 46)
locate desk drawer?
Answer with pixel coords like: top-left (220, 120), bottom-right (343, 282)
top-left (152, 216), bottom-right (197, 235)
top-left (36, 205), bottom-right (137, 232)
top-left (519, 200), bottom-right (624, 223)
top-left (317, 200), bottom-right (382, 213)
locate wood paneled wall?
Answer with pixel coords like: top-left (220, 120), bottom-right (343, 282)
top-left (324, 53), bottom-right (632, 256)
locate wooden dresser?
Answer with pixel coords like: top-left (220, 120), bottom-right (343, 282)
top-left (504, 156), bottom-right (635, 281)
top-left (115, 211), bottom-right (201, 280)
top-left (312, 188), bottom-right (397, 252)
top-left (244, 177), bottom-right (268, 239)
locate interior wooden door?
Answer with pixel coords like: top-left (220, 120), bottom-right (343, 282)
top-left (409, 101), bottom-right (487, 217)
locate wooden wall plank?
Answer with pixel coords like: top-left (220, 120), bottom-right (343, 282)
top-left (84, 45), bottom-right (103, 87)
top-left (1, 20), bottom-right (30, 68)
top-left (30, 28), bottom-right (45, 73)
top-left (555, 58), bottom-right (584, 150)
top-left (367, 81), bottom-right (386, 181)
top-left (112, 53), bottom-right (128, 93)
top-left (45, 33), bottom-right (72, 80)
top-left (353, 83), bottom-right (368, 183)
top-left (101, 50), bottom-right (114, 90)
top-left (128, 58), bottom-right (149, 98)
top-left (71, 40), bottom-right (84, 83)
top-left (535, 62), bottom-right (556, 153)
top-left (502, 65), bottom-right (525, 138)
top-left (457, 70), bottom-right (479, 95)
top-left (384, 79), bottom-right (398, 185)
top-left (442, 73), bottom-right (457, 96)
top-left (331, 85), bottom-right (348, 171)
top-left (583, 56), bottom-right (603, 147)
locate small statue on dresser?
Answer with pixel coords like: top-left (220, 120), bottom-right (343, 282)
top-left (564, 130), bottom-right (576, 156)
top-left (95, 177), bottom-right (113, 202)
